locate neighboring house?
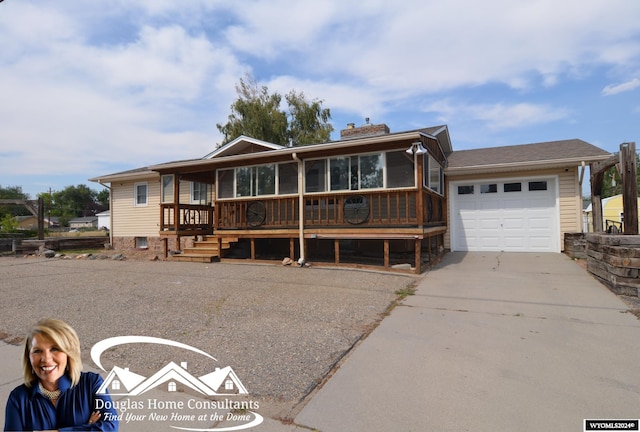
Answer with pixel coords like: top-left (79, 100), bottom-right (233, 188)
top-left (90, 123), bottom-right (611, 272)
top-left (96, 210), bottom-right (110, 230)
top-left (15, 216), bottom-right (59, 230)
top-left (584, 194), bottom-right (640, 232)
top-left (69, 216), bottom-right (98, 229)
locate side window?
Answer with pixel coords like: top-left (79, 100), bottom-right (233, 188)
top-left (161, 175), bottom-right (174, 203)
top-left (528, 181), bottom-right (548, 191)
top-left (457, 185), bottom-right (474, 195)
top-left (134, 182), bottom-right (148, 206)
top-left (504, 182), bottom-right (522, 192)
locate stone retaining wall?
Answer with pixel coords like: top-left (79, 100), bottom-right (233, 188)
top-left (586, 233), bottom-right (640, 297)
top-left (564, 232), bottom-right (587, 259)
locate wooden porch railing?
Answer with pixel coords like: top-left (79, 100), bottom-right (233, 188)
top-left (160, 203), bottom-right (214, 234)
top-left (215, 189), bottom-right (446, 230)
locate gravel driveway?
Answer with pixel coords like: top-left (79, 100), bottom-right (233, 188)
top-left (0, 256), bottom-right (415, 420)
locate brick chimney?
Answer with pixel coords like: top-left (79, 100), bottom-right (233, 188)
top-left (340, 118), bottom-right (390, 140)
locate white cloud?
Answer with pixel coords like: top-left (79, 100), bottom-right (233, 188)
top-left (423, 100), bottom-right (569, 131)
top-left (1, 0), bottom-right (639, 195)
top-left (602, 78), bottom-right (640, 96)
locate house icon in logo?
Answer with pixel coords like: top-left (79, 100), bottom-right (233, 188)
top-left (96, 361), bottom-right (248, 396)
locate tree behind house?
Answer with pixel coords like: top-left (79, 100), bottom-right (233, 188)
top-left (217, 75), bottom-right (333, 147)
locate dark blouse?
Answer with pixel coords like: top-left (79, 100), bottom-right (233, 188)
top-left (4, 372), bottom-right (118, 431)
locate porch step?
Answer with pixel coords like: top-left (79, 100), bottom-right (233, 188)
top-left (170, 253), bottom-right (218, 263)
top-left (171, 236), bottom-right (238, 263)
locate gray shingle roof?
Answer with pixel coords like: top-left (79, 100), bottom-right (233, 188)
top-left (447, 139), bottom-right (611, 170)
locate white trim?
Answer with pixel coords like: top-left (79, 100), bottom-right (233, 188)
top-left (134, 182), bottom-right (148, 207)
top-left (202, 135), bottom-right (286, 159)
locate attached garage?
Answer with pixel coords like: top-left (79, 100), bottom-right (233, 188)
top-left (445, 139), bottom-right (613, 253)
top-left (450, 177), bottom-right (559, 252)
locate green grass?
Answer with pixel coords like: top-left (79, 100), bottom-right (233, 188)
top-left (395, 286), bottom-right (416, 299)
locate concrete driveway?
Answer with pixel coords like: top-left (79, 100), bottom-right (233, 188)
top-left (296, 252), bottom-right (640, 432)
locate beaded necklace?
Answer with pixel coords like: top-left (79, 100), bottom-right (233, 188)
top-left (38, 382), bottom-right (61, 401)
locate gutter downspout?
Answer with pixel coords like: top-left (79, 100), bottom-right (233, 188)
top-left (292, 153), bottom-right (305, 262)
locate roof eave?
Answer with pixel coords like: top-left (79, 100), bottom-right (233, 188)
top-left (89, 170), bottom-right (158, 183)
top-left (150, 131), bottom-right (428, 172)
top-left (445, 154), bottom-right (613, 176)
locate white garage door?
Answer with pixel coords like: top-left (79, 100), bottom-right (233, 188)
top-left (451, 177), bottom-right (559, 252)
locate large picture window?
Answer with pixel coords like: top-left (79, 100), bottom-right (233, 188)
top-left (386, 151), bottom-right (414, 188)
top-left (218, 163), bottom-right (290, 198)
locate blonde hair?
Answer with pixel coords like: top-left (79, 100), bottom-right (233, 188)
top-left (23, 319), bottom-right (83, 388)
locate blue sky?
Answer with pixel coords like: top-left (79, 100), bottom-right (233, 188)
top-left (1, 0), bottom-right (639, 198)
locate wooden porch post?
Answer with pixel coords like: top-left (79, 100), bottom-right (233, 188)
top-left (620, 142), bottom-right (638, 234)
top-left (37, 197), bottom-right (44, 240)
top-left (334, 239), bottom-right (340, 264)
top-left (590, 167), bottom-right (604, 233)
top-left (173, 174), bottom-right (180, 234)
top-left (384, 240), bottom-right (390, 268)
top-left (416, 146), bottom-right (425, 228)
top-left (414, 238), bottom-right (422, 274)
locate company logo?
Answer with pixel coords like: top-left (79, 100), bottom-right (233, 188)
top-left (90, 336), bottom-right (263, 431)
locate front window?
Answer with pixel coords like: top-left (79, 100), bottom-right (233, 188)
top-left (386, 151), bottom-right (414, 188)
top-left (236, 167), bottom-right (253, 197)
top-left (217, 169), bottom-right (234, 199)
top-left (330, 157), bottom-right (351, 191)
top-left (161, 175), bottom-right (174, 203)
top-left (256, 165), bottom-right (275, 196)
top-left (278, 163), bottom-right (298, 195)
top-left (191, 182), bottom-right (209, 204)
top-left (358, 154), bottom-right (383, 189)
top-left (134, 183), bottom-right (148, 207)
top-left (305, 160), bottom-right (327, 193)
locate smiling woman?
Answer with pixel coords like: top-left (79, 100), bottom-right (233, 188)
top-left (3, 319), bottom-right (119, 431)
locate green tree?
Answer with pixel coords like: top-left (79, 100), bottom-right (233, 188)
top-left (44, 185), bottom-right (107, 223)
top-left (0, 185), bottom-right (31, 218)
top-left (0, 214), bottom-right (19, 233)
top-left (285, 90), bottom-right (333, 146)
top-left (217, 74), bottom-right (333, 146)
top-left (217, 75), bottom-right (288, 146)
top-left (96, 189), bottom-right (110, 209)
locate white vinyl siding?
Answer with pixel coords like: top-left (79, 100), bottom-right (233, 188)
top-left (112, 177), bottom-right (161, 237)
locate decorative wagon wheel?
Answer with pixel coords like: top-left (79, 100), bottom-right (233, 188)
top-left (343, 195), bottom-right (369, 225)
top-left (436, 197), bottom-right (443, 222)
top-left (246, 201), bottom-right (266, 227)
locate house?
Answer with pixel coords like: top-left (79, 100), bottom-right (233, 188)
top-left (584, 194), bottom-right (640, 232)
top-left (96, 210), bottom-right (110, 230)
top-left (445, 139), bottom-right (610, 252)
top-left (15, 216), bottom-right (59, 230)
top-left (69, 216), bottom-right (98, 229)
top-left (90, 123), bottom-right (611, 273)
